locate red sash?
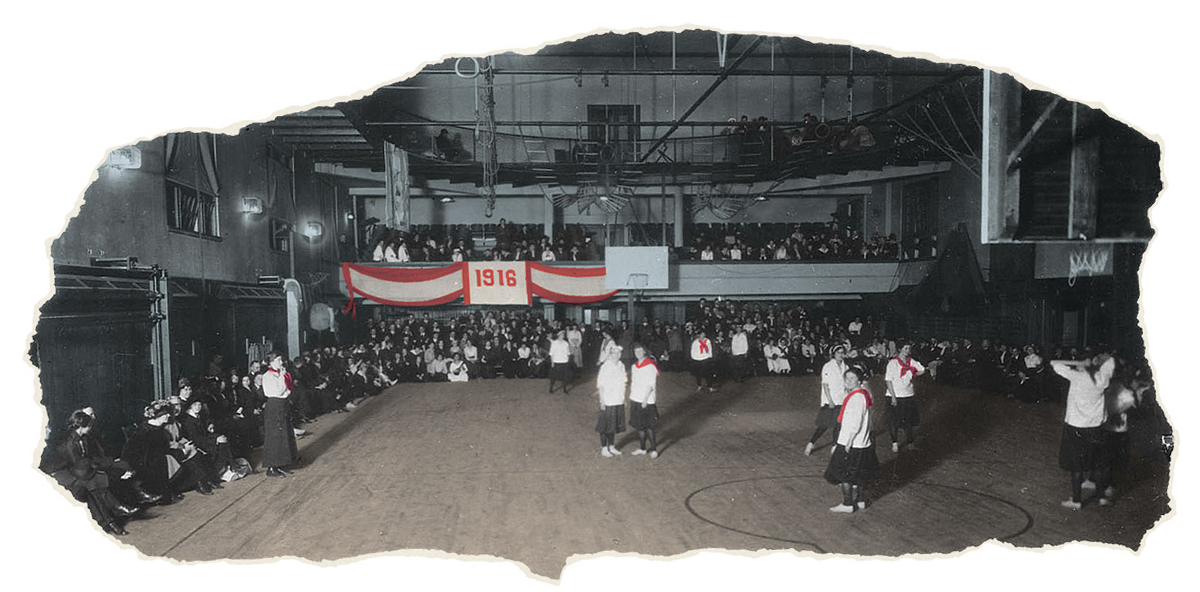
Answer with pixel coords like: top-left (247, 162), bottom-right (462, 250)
top-left (837, 388), bottom-right (873, 423)
top-left (268, 368), bottom-right (293, 391)
top-left (894, 356), bottom-right (918, 378)
top-left (634, 357), bottom-right (659, 375)
top-left (699, 339), bottom-right (710, 354)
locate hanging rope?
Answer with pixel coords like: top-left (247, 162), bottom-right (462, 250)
top-left (820, 75), bottom-right (827, 121)
top-left (847, 47), bottom-right (855, 120)
top-left (478, 56), bottom-right (498, 218)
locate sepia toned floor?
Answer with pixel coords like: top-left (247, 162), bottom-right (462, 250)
top-left (113, 371), bottom-right (1171, 578)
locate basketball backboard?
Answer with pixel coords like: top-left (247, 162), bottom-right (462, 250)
top-left (605, 246), bottom-right (669, 290)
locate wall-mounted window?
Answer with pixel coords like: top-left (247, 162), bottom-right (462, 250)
top-left (270, 218), bottom-right (292, 253)
top-left (165, 132), bottom-right (222, 238)
top-left (165, 180), bottom-right (220, 237)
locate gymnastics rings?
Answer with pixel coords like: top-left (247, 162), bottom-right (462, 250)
top-left (454, 57), bottom-right (492, 79)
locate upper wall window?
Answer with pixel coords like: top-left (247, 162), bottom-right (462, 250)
top-left (166, 180), bottom-right (220, 237)
top-left (269, 218), bottom-right (292, 253)
top-left (164, 132), bottom-right (221, 238)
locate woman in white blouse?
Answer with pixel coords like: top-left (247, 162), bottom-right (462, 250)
top-left (824, 366), bottom-right (879, 513)
top-left (765, 338), bottom-right (791, 374)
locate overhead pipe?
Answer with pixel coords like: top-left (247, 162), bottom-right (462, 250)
top-left (389, 66), bottom-right (964, 79)
top-left (366, 120), bottom-right (822, 127)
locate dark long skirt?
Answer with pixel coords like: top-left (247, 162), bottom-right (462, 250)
top-left (629, 402), bottom-right (659, 430)
top-left (1098, 430), bottom-right (1131, 474)
top-left (1059, 423), bottom-right (1104, 472)
top-left (595, 404), bottom-right (626, 434)
top-left (814, 405), bottom-right (841, 428)
top-left (885, 397), bottom-right (921, 428)
top-left (262, 397), bottom-right (298, 469)
top-left (824, 444), bottom-right (880, 485)
top-left (550, 362), bottom-right (572, 384)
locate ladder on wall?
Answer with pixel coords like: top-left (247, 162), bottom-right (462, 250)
top-left (520, 131), bottom-right (577, 209)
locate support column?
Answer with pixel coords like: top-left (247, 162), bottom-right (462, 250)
top-left (884, 182), bottom-right (894, 237)
top-left (672, 185), bottom-right (684, 248)
top-left (544, 194), bottom-right (556, 242)
top-left (1068, 104), bottom-right (1099, 240)
top-left (981, 71), bottom-right (1022, 243)
top-left (283, 278), bottom-right (303, 361)
top-left (149, 268), bottom-right (172, 400)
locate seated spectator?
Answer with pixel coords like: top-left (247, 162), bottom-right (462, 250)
top-left (122, 400), bottom-right (211, 501)
top-left (44, 410), bottom-right (148, 535)
top-left (765, 338), bottom-right (792, 374)
top-left (447, 352), bottom-right (469, 382)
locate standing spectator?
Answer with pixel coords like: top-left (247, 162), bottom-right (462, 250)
top-left (261, 351), bottom-right (299, 478)
top-left (566, 323), bottom-right (584, 369)
top-left (548, 330), bottom-right (572, 393)
top-left (730, 325), bottom-right (750, 381)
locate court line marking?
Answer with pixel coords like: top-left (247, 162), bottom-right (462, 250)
top-left (684, 474), bottom-right (1034, 553)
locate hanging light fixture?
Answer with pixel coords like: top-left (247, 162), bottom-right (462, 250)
top-left (104, 146), bottom-right (142, 170)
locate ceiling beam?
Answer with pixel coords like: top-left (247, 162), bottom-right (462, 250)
top-left (401, 66), bottom-right (962, 78)
top-left (639, 36), bottom-right (766, 161)
top-left (1005, 96), bottom-right (1062, 173)
top-left (269, 128), bottom-right (366, 137)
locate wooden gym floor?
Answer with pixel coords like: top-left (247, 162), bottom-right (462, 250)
top-left (113, 370), bottom-right (1171, 579)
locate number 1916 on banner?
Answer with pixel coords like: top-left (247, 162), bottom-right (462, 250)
top-left (463, 261), bottom-right (530, 305)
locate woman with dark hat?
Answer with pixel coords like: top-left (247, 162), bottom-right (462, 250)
top-left (261, 351), bottom-right (299, 477)
top-left (46, 410), bottom-right (143, 535)
top-left (122, 400), bottom-right (209, 500)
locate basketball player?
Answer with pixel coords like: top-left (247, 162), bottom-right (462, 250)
top-left (806, 345), bottom-right (847, 455)
top-left (885, 342), bottom-right (926, 453)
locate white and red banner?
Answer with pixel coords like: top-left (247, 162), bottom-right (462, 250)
top-left (342, 262), bottom-right (619, 312)
top-left (464, 261), bottom-right (528, 305)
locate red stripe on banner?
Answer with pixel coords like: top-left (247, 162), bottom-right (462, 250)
top-left (343, 262), bottom-right (464, 307)
top-left (356, 289), bottom-right (464, 308)
top-left (462, 264), bottom-right (472, 305)
top-left (342, 262), bottom-right (465, 283)
top-left (530, 284), bottom-right (619, 304)
top-left (342, 262), bottom-right (355, 295)
top-left (525, 261), bottom-right (533, 305)
top-left (527, 262), bottom-right (607, 278)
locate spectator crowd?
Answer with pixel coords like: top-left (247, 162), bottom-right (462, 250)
top-left (368, 219), bottom-right (601, 263)
top-left (687, 223), bottom-right (899, 262)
